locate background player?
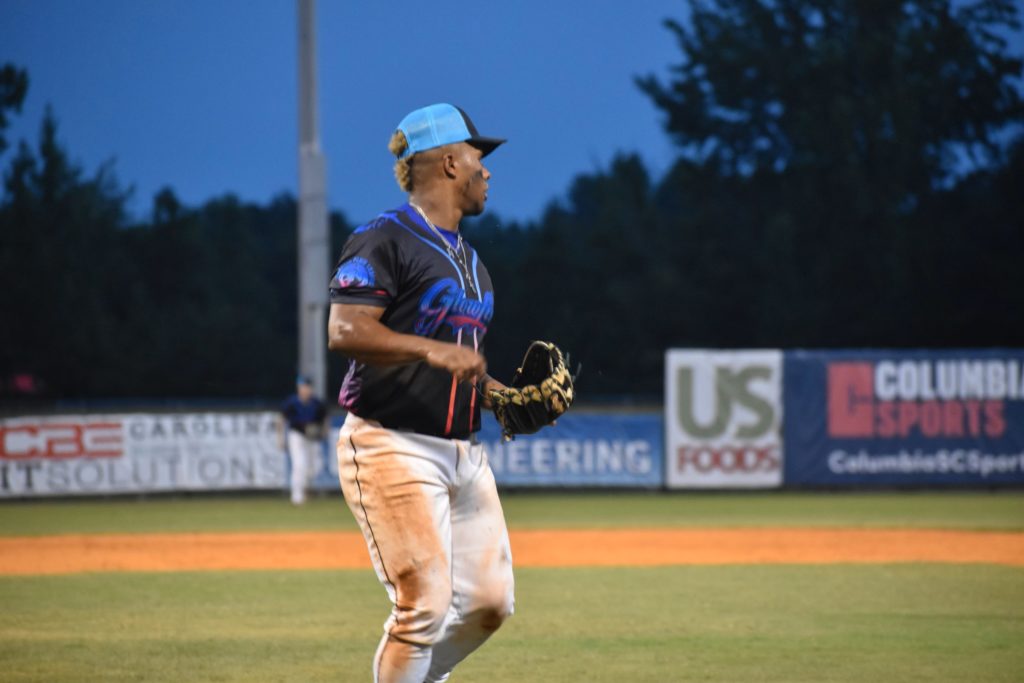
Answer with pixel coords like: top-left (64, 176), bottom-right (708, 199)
top-left (278, 375), bottom-right (327, 505)
top-left (327, 103), bottom-right (513, 683)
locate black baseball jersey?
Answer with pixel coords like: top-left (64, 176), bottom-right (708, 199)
top-left (329, 203), bottom-right (494, 439)
top-left (280, 394), bottom-right (327, 433)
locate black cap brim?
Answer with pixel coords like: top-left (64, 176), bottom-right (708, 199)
top-left (467, 136), bottom-right (506, 158)
top-left (454, 106), bottom-right (505, 157)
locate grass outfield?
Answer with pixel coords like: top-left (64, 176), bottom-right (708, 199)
top-left (1, 491), bottom-right (1023, 535)
top-left (1, 566), bottom-right (1022, 682)
top-left (0, 492), bottom-right (1022, 681)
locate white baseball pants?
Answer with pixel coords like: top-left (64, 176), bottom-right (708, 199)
top-left (286, 430), bottom-right (318, 505)
top-left (337, 413), bottom-right (515, 683)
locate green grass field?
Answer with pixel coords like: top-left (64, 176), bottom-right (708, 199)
top-left (4, 491), bottom-right (1023, 535)
top-left (1, 492), bottom-right (1022, 682)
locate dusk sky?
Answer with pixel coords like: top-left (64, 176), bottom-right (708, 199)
top-left (3, 0), bottom-right (695, 226)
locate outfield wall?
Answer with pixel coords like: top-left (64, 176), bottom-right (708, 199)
top-left (782, 350), bottom-right (1024, 487)
top-left (664, 348), bottom-right (1024, 489)
top-left (0, 410), bottom-right (663, 498)
top-left (2, 348), bottom-right (1021, 497)
top-left (0, 412), bottom-right (285, 497)
top-left (299, 411), bottom-right (665, 493)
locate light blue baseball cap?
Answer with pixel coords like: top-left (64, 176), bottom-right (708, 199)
top-left (395, 103), bottom-right (505, 159)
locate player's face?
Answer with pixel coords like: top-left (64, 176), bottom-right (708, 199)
top-left (457, 144), bottom-right (491, 217)
top-left (297, 383), bottom-right (313, 401)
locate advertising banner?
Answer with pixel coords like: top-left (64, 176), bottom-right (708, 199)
top-left (664, 350), bottom-right (784, 489)
top-left (478, 411), bottom-right (662, 488)
top-left (316, 412), bottom-right (662, 489)
top-left (1, 410), bottom-right (663, 497)
top-left (0, 412), bottom-right (285, 498)
top-left (783, 350), bottom-right (1024, 486)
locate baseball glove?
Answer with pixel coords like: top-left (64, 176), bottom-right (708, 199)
top-left (488, 341), bottom-right (575, 441)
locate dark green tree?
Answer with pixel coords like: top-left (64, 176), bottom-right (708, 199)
top-left (639, 0), bottom-right (1023, 188)
top-left (636, 0), bottom-right (1024, 349)
top-left (117, 191), bottom-right (303, 398)
top-left (0, 64), bottom-right (29, 156)
top-left (473, 155), bottom-right (668, 395)
top-left (0, 108), bottom-right (134, 396)
top-left (1, 104), bottom-right (347, 401)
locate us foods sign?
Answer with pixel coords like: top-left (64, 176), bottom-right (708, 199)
top-left (0, 413), bottom-right (286, 497)
top-left (664, 350), bottom-right (784, 489)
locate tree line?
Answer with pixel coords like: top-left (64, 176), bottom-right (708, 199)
top-left (2, 0), bottom-right (1022, 403)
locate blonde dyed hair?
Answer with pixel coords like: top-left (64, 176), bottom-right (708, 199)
top-left (388, 130), bottom-right (414, 192)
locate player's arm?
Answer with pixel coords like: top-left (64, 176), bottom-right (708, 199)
top-left (327, 303), bottom-right (486, 383)
top-left (476, 374), bottom-right (506, 409)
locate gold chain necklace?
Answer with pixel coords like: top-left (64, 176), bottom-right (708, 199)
top-left (410, 202), bottom-right (477, 297)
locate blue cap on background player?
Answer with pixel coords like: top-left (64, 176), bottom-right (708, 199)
top-left (395, 103), bottom-right (506, 159)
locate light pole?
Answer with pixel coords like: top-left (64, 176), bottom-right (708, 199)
top-left (296, 0), bottom-right (328, 397)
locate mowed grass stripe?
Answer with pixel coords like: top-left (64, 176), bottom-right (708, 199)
top-left (1, 492), bottom-right (1023, 536)
top-left (1, 528), bottom-right (1022, 574)
top-left (0, 565), bottom-right (1021, 682)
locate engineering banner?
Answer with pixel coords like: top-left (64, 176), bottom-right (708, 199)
top-left (479, 412), bottom-right (663, 488)
top-left (316, 412), bottom-right (664, 489)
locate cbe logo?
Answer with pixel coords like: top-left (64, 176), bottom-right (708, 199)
top-left (0, 422), bottom-right (124, 460)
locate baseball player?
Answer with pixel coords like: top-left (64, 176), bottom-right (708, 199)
top-left (328, 103), bottom-right (514, 683)
top-left (278, 375), bottom-right (327, 505)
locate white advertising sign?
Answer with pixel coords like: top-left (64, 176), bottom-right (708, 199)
top-left (0, 412), bottom-right (286, 498)
top-left (665, 350), bottom-right (784, 488)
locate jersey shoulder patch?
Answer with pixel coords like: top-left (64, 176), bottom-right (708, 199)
top-left (333, 256), bottom-right (376, 288)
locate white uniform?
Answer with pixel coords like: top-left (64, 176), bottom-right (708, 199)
top-left (281, 392), bottom-right (326, 506)
top-left (286, 429), bottom-right (319, 505)
top-left (337, 414), bottom-right (514, 683)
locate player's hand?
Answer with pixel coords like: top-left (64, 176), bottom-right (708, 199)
top-left (424, 342), bottom-right (487, 383)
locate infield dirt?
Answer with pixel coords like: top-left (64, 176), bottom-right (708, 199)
top-left (1, 528), bottom-right (1022, 575)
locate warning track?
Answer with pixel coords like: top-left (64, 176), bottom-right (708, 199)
top-left (1, 528), bottom-right (1022, 575)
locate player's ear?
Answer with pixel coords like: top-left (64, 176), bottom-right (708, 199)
top-left (441, 150), bottom-right (457, 179)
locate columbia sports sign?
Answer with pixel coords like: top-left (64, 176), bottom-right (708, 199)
top-left (664, 350), bottom-right (784, 489)
top-left (784, 350), bottom-right (1024, 486)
